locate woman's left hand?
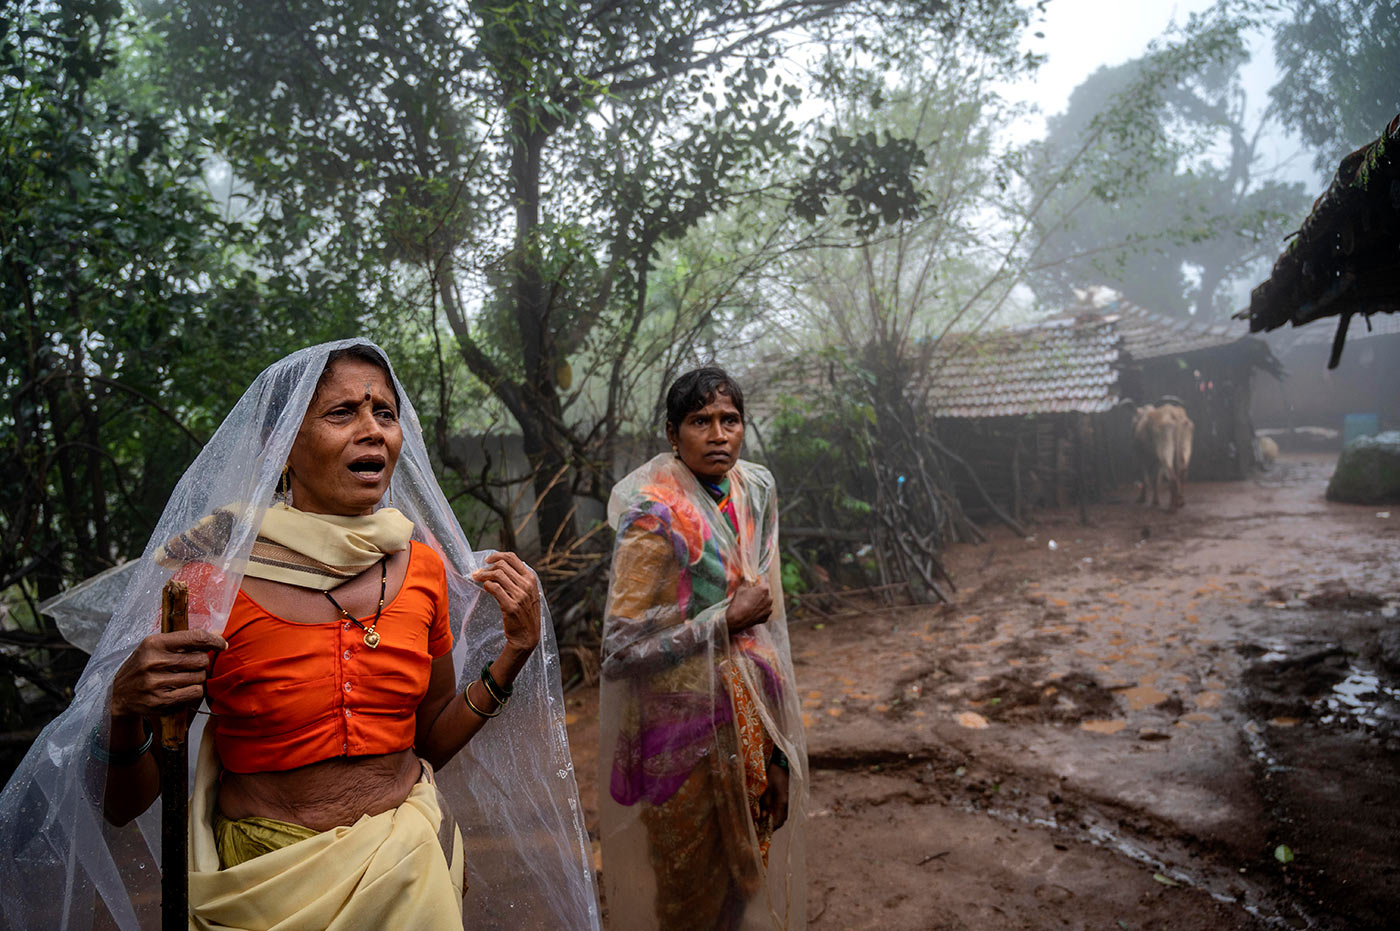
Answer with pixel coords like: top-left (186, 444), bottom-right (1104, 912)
top-left (763, 762), bottom-right (790, 831)
top-left (473, 551), bottom-right (541, 657)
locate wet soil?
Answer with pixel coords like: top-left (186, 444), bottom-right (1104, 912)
top-left (566, 453), bottom-right (1400, 929)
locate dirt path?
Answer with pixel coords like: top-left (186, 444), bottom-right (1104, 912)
top-left (565, 453), bottom-right (1400, 929)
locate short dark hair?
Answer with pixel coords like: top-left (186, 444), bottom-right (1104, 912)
top-left (665, 367), bottom-right (745, 433)
top-left (320, 344), bottom-right (399, 410)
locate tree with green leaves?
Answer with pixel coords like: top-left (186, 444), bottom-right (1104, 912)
top-left (746, 3), bottom-right (1043, 600)
top-left (1021, 29), bottom-right (1308, 321)
top-left (0, 0), bottom-right (362, 760)
top-left (150, 0), bottom-right (1023, 561)
top-left (1270, 0), bottom-right (1400, 172)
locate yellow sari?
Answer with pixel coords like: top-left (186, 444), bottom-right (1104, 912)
top-left (187, 739), bottom-right (465, 931)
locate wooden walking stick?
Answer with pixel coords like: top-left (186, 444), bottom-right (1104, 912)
top-left (158, 580), bottom-right (190, 931)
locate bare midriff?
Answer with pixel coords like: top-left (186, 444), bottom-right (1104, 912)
top-left (216, 748), bottom-right (420, 832)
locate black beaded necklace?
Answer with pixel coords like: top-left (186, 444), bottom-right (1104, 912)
top-left (322, 555), bottom-right (388, 648)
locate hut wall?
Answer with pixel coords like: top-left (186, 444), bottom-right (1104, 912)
top-left (1099, 403), bottom-right (1138, 491)
top-left (935, 418), bottom-right (1035, 521)
top-left (935, 411), bottom-right (1131, 524)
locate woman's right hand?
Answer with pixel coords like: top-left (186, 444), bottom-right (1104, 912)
top-left (109, 630), bottom-right (227, 720)
top-left (725, 578), bottom-right (772, 633)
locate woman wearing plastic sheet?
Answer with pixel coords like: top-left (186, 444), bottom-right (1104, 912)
top-left (0, 340), bottom-right (599, 930)
top-left (599, 367), bottom-right (807, 930)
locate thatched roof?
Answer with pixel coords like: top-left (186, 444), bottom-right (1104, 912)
top-left (1244, 112), bottom-right (1400, 367)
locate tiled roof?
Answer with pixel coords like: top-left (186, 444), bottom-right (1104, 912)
top-left (1095, 299), bottom-right (1248, 359)
top-left (1244, 112), bottom-right (1400, 364)
top-left (748, 302), bottom-right (1269, 422)
top-left (926, 317), bottom-right (1123, 418)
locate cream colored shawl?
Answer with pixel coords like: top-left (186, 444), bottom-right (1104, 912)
top-left (159, 504), bottom-right (414, 591)
top-left (247, 504), bottom-right (413, 590)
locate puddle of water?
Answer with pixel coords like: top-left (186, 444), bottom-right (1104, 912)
top-left (1256, 639), bottom-right (1400, 728)
top-left (1248, 640), bottom-right (1400, 731)
top-left (1320, 667), bottom-right (1400, 728)
top-left (1241, 718), bottom-right (1279, 768)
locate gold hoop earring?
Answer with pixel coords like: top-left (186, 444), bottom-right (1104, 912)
top-left (279, 465), bottom-right (292, 506)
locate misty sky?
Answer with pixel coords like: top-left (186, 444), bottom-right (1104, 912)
top-left (1015, 0), bottom-right (1322, 190)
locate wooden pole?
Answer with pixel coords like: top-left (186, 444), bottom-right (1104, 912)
top-left (1010, 432), bottom-right (1022, 525)
top-left (1074, 416), bottom-right (1090, 527)
top-left (158, 580), bottom-right (190, 931)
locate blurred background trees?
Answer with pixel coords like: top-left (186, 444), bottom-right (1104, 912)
top-left (1269, 0), bottom-right (1400, 174)
top-left (1020, 17), bottom-right (1309, 321)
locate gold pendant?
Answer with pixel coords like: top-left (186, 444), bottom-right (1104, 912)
top-left (364, 629), bottom-right (381, 649)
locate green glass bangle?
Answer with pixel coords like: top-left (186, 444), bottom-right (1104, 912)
top-left (770, 747), bottom-right (789, 772)
top-left (480, 663), bottom-right (513, 703)
top-left (90, 724), bottom-right (153, 766)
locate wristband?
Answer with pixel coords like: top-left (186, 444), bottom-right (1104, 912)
top-left (90, 724), bottom-right (153, 766)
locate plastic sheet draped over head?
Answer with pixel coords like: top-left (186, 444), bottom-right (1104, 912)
top-left (598, 454), bottom-right (808, 930)
top-left (0, 339), bottom-right (599, 930)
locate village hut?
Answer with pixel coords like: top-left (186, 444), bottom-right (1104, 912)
top-left (1097, 299), bottom-right (1281, 480)
top-left (748, 301), bottom-right (1278, 537)
top-left (925, 300), bottom-right (1280, 521)
top-left (924, 315), bottom-right (1134, 525)
top-left (1244, 113), bottom-right (1400, 362)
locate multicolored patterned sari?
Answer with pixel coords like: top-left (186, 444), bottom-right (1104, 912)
top-left (600, 455), bottom-right (807, 930)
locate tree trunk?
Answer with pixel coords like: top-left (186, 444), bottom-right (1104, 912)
top-left (1193, 255), bottom-right (1229, 321)
top-left (509, 121), bottom-right (577, 553)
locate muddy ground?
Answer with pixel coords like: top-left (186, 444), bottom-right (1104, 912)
top-left (565, 453), bottom-right (1400, 930)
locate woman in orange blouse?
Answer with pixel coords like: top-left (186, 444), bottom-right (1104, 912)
top-left (98, 344), bottom-right (546, 928)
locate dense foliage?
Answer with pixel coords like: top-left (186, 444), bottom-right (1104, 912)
top-left (0, 0), bottom-right (360, 758)
top-left (149, 0), bottom-right (1024, 557)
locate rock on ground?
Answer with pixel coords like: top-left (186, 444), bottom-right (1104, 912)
top-left (1326, 430), bottom-right (1400, 503)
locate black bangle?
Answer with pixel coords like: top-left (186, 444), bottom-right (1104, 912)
top-left (480, 663), bottom-right (513, 703)
top-left (770, 746), bottom-right (789, 772)
top-left (90, 723), bottom-right (153, 766)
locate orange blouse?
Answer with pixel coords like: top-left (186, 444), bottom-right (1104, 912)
top-left (205, 541), bottom-right (455, 774)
